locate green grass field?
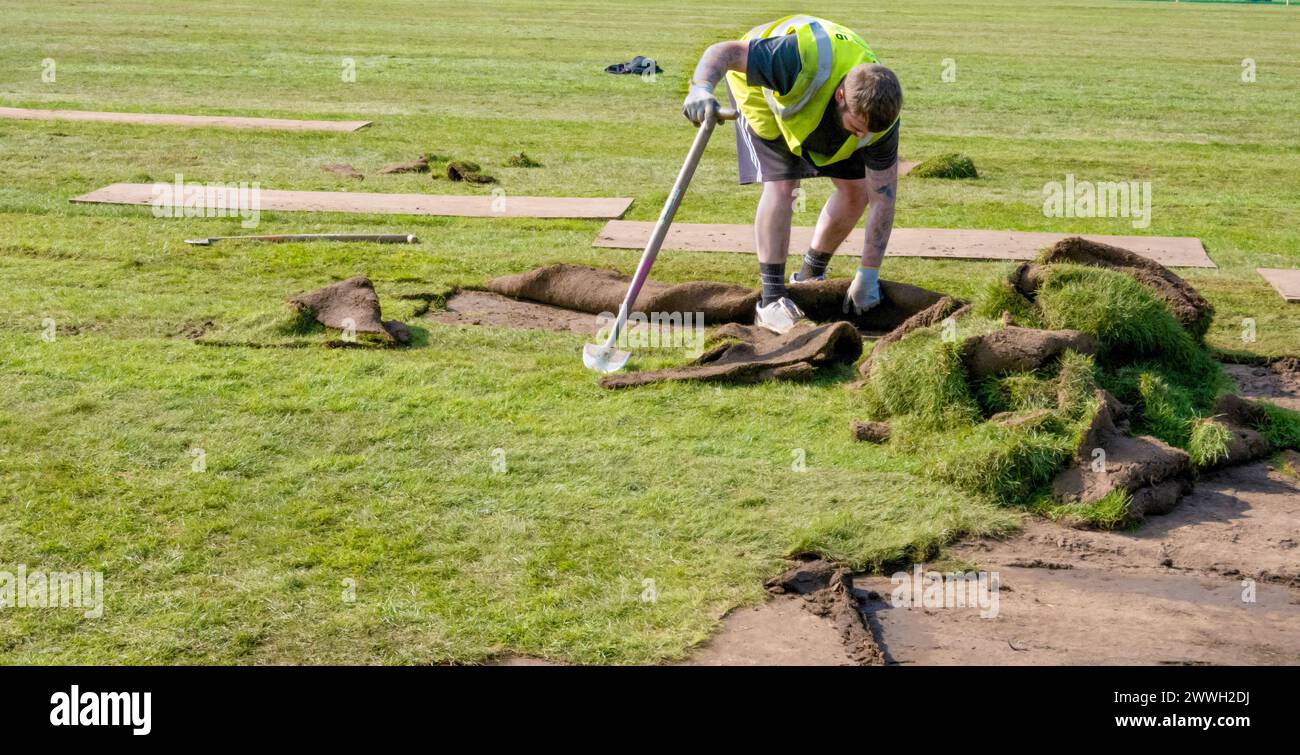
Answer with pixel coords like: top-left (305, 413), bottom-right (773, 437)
top-left (1, 0), bottom-right (1297, 664)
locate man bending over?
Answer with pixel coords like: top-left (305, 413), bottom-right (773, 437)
top-left (683, 14), bottom-right (903, 333)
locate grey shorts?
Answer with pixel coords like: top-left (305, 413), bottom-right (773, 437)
top-left (729, 95), bottom-right (900, 184)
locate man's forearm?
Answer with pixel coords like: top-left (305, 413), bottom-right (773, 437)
top-left (861, 165), bottom-right (898, 267)
top-left (690, 41), bottom-right (747, 88)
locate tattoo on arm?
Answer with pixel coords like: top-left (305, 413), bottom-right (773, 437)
top-left (862, 166), bottom-right (898, 266)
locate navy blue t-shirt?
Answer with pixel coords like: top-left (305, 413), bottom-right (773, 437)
top-left (745, 35), bottom-right (898, 170)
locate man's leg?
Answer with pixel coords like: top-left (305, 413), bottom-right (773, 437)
top-left (755, 178), bottom-right (799, 305)
top-left (797, 177), bottom-right (869, 280)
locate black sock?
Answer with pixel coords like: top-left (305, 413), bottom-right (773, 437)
top-left (759, 262), bottom-right (787, 306)
top-left (797, 249), bottom-right (834, 280)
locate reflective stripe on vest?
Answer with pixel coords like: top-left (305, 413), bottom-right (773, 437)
top-left (729, 15), bottom-right (895, 167)
top-left (759, 18), bottom-right (833, 120)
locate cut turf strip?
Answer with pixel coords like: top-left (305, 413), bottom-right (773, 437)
top-left (1257, 268), bottom-right (1300, 303)
top-left (0, 106), bottom-right (370, 132)
top-left (593, 221), bottom-right (1215, 268)
top-left (71, 183), bottom-right (633, 219)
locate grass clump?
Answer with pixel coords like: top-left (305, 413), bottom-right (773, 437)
top-left (1188, 418), bottom-right (1232, 467)
top-left (911, 152), bottom-right (978, 179)
top-left (1257, 402), bottom-right (1300, 450)
top-left (506, 152), bottom-right (542, 168)
top-left (930, 422), bottom-right (1076, 505)
top-left (861, 328), bottom-right (981, 431)
top-left (972, 277), bottom-right (1043, 328)
top-left (860, 259), bottom-right (1246, 527)
top-left (1034, 488), bottom-right (1131, 530)
top-left (1054, 350), bottom-right (1102, 420)
top-left (976, 373), bottom-right (1057, 415)
top-left (1037, 264), bottom-right (1230, 441)
top-left (1038, 265), bottom-right (1204, 366)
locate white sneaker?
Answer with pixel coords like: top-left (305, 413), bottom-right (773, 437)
top-left (788, 271), bottom-right (825, 284)
top-left (754, 297), bottom-right (805, 334)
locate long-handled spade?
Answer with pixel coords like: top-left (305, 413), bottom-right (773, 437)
top-left (583, 107), bottom-right (738, 373)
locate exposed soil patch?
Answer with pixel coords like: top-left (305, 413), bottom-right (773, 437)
top-left (378, 154), bottom-right (430, 174)
top-left (961, 326), bottom-right (1096, 379)
top-left (762, 558), bottom-right (884, 665)
top-left (427, 290), bottom-right (599, 335)
top-left (323, 163), bottom-right (364, 180)
top-left (679, 595), bottom-right (859, 666)
top-left (486, 264), bottom-right (947, 333)
top-left (1225, 360), bottom-right (1300, 412)
top-left (855, 462), bottom-right (1300, 665)
top-left (176, 319), bottom-right (214, 340)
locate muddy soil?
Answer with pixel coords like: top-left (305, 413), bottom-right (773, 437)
top-left (680, 595), bottom-right (858, 666)
top-left (857, 461), bottom-right (1299, 665)
top-left (710, 461), bottom-right (1298, 666)
top-left (427, 290), bottom-right (600, 335)
top-left (1225, 360), bottom-right (1300, 411)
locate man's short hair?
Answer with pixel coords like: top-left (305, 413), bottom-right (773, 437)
top-left (844, 64), bottom-right (902, 132)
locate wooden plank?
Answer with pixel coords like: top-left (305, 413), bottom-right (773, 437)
top-left (593, 220), bottom-right (1215, 268)
top-left (71, 183), bottom-right (633, 219)
top-left (1257, 268), bottom-right (1300, 303)
top-left (0, 106), bottom-right (371, 132)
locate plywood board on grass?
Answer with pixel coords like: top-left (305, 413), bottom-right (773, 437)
top-left (1257, 268), bottom-right (1300, 303)
top-left (593, 221), bottom-right (1215, 268)
top-left (0, 106), bottom-right (371, 132)
top-left (71, 183), bottom-right (633, 219)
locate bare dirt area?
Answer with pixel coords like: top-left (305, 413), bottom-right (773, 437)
top-left (426, 290), bottom-right (599, 334)
top-left (858, 460), bottom-right (1300, 665)
top-left (679, 595), bottom-right (858, 666)
top-left (1225, 359), bottom-right (1300, 411)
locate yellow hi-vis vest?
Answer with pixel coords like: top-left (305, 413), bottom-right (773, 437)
top-left (726, 15), bottom-right (896, 167)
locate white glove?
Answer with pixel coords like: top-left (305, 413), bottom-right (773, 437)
top-left (843, 266), bottom-right (882, 315)
top-left (682, 84), bottom-right (720, 126)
